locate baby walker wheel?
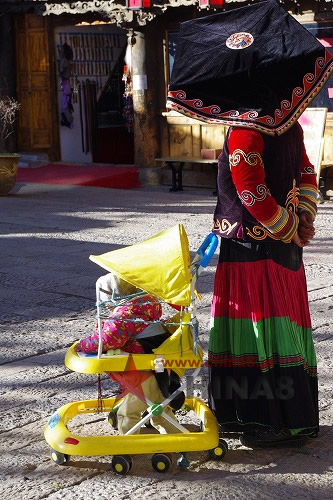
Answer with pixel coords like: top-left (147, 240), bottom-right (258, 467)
top-left (50, 449), bottom-right (70, 466)
top-left (208, 439), bottom-right (228, 460)
top-left (111, 455), bottom-right (132, 475)
top-left (151, 453), bottom-right (172, 473)
top-left (177, 453), bottom-right (190, 469)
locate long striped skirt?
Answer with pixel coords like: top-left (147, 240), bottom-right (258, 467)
top-left (208, 238), bottom-right (319, 436)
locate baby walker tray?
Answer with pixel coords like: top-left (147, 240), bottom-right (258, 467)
top-left (45, 225), bottom-right (228, 473)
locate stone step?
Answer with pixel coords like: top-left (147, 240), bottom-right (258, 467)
top-left (17, 152), bottom-right (49, 168)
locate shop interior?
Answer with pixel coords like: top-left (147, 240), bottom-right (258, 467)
top-left (55, 24), bottom-right (134, 165)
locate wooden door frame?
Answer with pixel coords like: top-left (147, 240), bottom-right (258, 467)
top-left (47, 15), bottom-right (61, 161)
top-left (15, 13), bottom-right (60, 161)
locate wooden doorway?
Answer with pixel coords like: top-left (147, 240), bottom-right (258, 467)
top-left (16, 14), bottom-right (58, 159)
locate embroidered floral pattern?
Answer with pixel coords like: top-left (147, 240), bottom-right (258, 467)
top-left (229, 149), bottom-right (264, 168)
top-left (246, 204), bottom-right (298, 242)
top-left (226, 32), bottom-right (254, 50)
top-left (167, 91), bottom-right (258, 122)
top-left (167, 52), bottom-right (333, 135)
top-left (301, 166), bottom-right (315, 175)
top-left (213, 218), bottom-right (238, 235)
top-left (286, 179), bottom-right (299, 213)
top-left (246, 225), bottom-right (280, 241)
top-left (239, 184), bottom-right (270, 206)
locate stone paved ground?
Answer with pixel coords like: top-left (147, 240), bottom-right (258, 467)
top-left (0, 183), bottom-right (332, 499)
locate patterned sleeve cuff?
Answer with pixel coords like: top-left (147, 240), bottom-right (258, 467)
top-left (299, 184), bottom-right (318, 218)
top-left (261, 206), bottom-right (299, 243)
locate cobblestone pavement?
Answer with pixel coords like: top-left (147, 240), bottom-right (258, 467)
top-left (0, 183), bottom-right (332, 499)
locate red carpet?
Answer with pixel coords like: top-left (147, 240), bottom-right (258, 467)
top-left (17, 163), bottom-right (140, 189)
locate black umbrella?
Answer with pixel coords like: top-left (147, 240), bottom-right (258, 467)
top-left (167, 0), bottom-right (333, 135)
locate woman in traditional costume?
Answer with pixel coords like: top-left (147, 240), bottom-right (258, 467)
top-left (167, 0), bottom-right (333, 447)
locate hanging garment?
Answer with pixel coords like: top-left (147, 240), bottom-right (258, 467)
top-left (61, 79), bottom-right (74, 129)
top-left (58, 42), bottom-right (73, 80)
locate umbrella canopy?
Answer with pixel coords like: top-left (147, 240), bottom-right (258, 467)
top-left (89, 224), bottom-right (192, 306)
top-left (167, 0), bottom-right (333, 136)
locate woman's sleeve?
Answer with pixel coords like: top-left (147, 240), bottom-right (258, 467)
top-left (229, 128), bottom-right (298, 243)
top-left (298, 141), bottom-right (318, 218)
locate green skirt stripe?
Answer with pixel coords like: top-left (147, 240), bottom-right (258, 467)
top-left (209, 316), bottom-right (317, 374)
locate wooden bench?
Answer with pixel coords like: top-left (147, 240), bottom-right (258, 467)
top-left (155, 156), bottom-right (218, 192)
top-left (156, 155), bottom-right (332, 196)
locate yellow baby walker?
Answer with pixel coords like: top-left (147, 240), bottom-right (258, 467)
top-left (44, 224), bottom-right (228, 473)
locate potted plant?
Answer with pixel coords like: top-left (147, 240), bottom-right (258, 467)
top-left (0, 91), bottom-right (20, 196)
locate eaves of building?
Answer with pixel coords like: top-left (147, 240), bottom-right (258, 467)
top-left (0, 0), bottom-right (331, 26)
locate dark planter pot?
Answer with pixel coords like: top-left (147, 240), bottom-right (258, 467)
top-left (0, 153), bottom-right (20, 196)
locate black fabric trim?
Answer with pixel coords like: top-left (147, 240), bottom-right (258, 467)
top-left (208, 364), bottom-right (319, 432)
top-left (218, 237), bottom-right (303, 271)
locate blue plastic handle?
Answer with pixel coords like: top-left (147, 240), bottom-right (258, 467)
top-left (196, 233), bottom-right (219, 268)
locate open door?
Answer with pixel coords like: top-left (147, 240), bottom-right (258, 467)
top-left (93, 53), bottom-right (134, 164)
